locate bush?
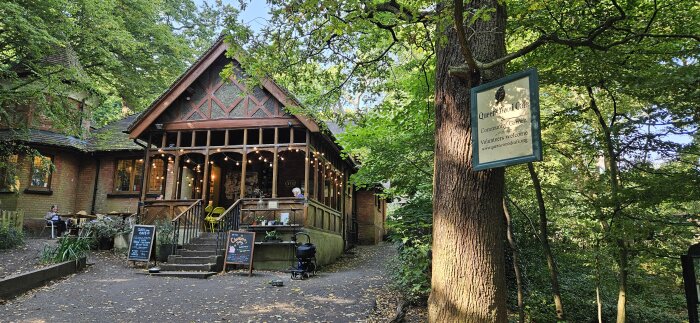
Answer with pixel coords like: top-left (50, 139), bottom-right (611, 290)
top-left (386, 196), bottom-right (433, 304)
top-left (0, 224), bottom-right (24, 249)
top-left (82, 216), bottom-right (129, 239)
top-left (41, 236), bottom-right (92, 263)
top-left (154, 219), bottom-right (175, 246)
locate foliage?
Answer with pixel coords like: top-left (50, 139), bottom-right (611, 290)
top-left (154, 219), bottom-right (175, 245)
top-left (0, 223), bottom-right (24, 249)
top-left (40, 236), bottom-right (91, 263)
top-left (264, 230), bottom-right (280, 241)
top-left (386, 196), bottom-right (433, 303)
top-left (0, 0), bottom-right (234, 132)
top-left (82, 216), bottom-right (127, 239)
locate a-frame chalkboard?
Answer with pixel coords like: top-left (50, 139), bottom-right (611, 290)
top-left (223, 231), bottom-right (255, 276)
top-left (127, 225), bottom-right (156, 263)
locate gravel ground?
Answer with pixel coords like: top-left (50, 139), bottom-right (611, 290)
top-left (0, 238), bottom-right (57, 279)
top-left (0, 241), bottom-right (427, 322)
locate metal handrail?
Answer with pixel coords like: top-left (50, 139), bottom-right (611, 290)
top-left (214, 199), bottom-right (243, 251)
top-left (170, 199), bottom-right (203, 256)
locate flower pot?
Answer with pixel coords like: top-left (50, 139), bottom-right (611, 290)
top-left (158, 243), bottom-right (175, 262)
top-left (98, 236), bottom-right (114, 250)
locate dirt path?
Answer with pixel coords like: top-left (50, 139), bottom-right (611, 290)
top-left (0, 238), bottom-right (57, 279)
top-left (1, 243), bottom-right (399, 322)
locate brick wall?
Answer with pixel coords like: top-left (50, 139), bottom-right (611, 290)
top-left (93, 155), bottom-right (140, 214)
top-left (355, 189), bottom-right (385, 245)
top-left (12, 149), bottom-right (82, 218)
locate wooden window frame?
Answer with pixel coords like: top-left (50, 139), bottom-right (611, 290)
top-left (28, 154), bottom-right (54, 191)
top-left (113, 158), bottom-right (143, 194)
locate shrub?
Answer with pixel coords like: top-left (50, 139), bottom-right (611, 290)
top-left (0, 224), bottom-right (24, 249)
top-left (82, 216), bottom-right (128, 239)
top-left (154, 219), bottom-right (175, 245)
top-left (41, 236), bottom-right (91, 263)
top-left (386, 196), bottom-right (433, 304)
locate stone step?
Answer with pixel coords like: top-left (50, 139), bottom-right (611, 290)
top-left (160, 263), bottom-right (215, 271)
top-left (168, 255), bottom-right (220, 264)
top-left (184, 243), bottom-right (218, 251)
top-left (144, 271), bottom-right (217, 279)
top-left (179, 249), bottom-right (222, 257)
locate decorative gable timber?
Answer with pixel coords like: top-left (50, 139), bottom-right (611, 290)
top-left (128, 37), bottom-right (319, 139)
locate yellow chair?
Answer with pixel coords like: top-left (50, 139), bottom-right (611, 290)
top-left (205, 207), bottom-right (224, 232)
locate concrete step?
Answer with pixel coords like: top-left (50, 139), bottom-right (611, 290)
top-left (179, 249), bottom-right (222, 257)
top-left (160, 263), bottom-right (215, 271)
top-left (168, 255), bottom-right (221, 264)
top-left (144, 271), bottom-right (217, 279)
top-left (184, 243), bottom-right (218, 251)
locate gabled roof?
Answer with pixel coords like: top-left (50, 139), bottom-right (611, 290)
top-left (127, 36), bottom-right (320, 138)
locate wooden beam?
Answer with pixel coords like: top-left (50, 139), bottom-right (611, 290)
top-left (202, 152), bottom-right (210, 204)
top-left (160, 118), bottom-right (302, 132)
top-left (171, 155), bottom-right (181, 199)
top-left (129, 41), bottom-right (229, 139)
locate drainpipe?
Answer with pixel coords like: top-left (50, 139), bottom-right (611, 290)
top-left (133, 139), bottom-right (148, 223)
top-left (90, 157), bottom-right (100, 214)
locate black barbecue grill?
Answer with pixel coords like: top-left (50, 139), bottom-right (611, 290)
top-left (291, 232), bottom-right (317, 280)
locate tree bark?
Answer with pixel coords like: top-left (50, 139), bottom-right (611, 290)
top-left (428, 1), bottom-right (508, 322)
top-left (527, 162), bottom-right (565, 320)
top-left (504, 199), bottom-right (525, 323)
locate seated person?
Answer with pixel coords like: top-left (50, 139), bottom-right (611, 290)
top-left (44, 205), bottom-right (67, 237)
top-left (292, 187), bottom-right (304, 199)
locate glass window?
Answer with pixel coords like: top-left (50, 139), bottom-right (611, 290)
top-left (114, 159), bottom-right (143, 193)
top-left (29, 155), bottom-right (53, 189)
top-left (0, 154), bottom-right (19, 192)
top-left (148, 159), bottom-right (165, 193)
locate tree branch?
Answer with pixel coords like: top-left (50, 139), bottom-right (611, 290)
top-left (453, 0), bottom-right (478, 73)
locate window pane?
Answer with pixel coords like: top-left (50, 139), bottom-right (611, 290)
top-left (31, 156), bottom-right (51, 188)
top-left (133, 159), bottom-right (144, 192)
top-left (148, 159), bottom-right (164, 192)
top-left (115, 160), bottom-right (133, 192)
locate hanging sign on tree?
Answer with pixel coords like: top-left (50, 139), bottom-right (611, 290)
top-left (470, 68), bottom-right (543, 170)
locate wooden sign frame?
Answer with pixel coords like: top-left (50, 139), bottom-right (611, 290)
top-left (470, 68), bottom-right (542, 171)
top-left (127, 225), bottom-right (156, 263)
top-left (223, 230), bottom-right (256, 276)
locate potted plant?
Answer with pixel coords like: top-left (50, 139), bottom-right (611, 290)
top-left (254, 215), bottom-right (265, 226)
top-left (155, 219), bottom-right (176, 262)
top-left (113, 221), bottom-right (133, 250)
top-left (82, 216), bottom-right (120, 250)
top-left (264, 230), bottom-right (281, 242)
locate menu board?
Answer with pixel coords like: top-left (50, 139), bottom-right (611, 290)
top-left (224, 231), bottom-right (255, 275)
top-left (127, 225), bottom-right (156, 262)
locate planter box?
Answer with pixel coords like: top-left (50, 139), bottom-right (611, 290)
top-left (0, 257), bottom-right (87, 300)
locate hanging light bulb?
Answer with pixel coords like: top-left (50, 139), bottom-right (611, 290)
top-left (186, 158), bottom-right (191, 163)
top-left (224, 156), bottom-right (228, 161)
top-left (269, 163), bottom-right (273, 167)
top-left (248, 160), bottom-right (252, 164)
top-left (280, 157), bottom-right (284, 161)
top-left (236, 161), bottom-right (240, 166)
top-left (258, 156), bottom-right (262, 160)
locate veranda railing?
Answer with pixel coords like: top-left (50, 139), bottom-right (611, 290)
top-left (170, 199), bottom-right (203, 254)
top-left (212, 199), bottom-right (242, 252)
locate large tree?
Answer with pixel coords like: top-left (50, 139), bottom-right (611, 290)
top-left (223, 0), bottom-right (698, 321)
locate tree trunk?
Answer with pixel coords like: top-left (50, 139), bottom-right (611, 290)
top-left (428, 1), bottom-right (507, 321)
top-left (527, 163), bottom-right (565, 320)
top-left (504, 199), bottom-right (525, 323)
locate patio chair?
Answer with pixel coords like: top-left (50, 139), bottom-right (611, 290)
top-left (42, 221), bottom-right (56, 239)
top-left (205, 207), bottom-right (225, 232)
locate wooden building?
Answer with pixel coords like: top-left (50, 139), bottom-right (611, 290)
top-left (127, 37), bottom-right (386, 269)
top-left (0, 37), bottom-right (386, 270)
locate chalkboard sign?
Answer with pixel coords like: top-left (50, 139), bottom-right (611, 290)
top-left (224, 231), bottom-right (255, 276)
top-left (127, 225), bottom-right (156, 262)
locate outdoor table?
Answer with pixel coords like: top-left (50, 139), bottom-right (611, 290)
top-left (59, 213), bottom-right (97, 236)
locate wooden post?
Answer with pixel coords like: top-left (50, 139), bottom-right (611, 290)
top-left (272, 128), bottom-right (279, 198)
top-left (140, 134), bottom-right (152, 202)
top-left (171, 155), bottom-right (181, 199)
top-left (304, 130), bottom-right (310, 197)
top-left (202, 152), bottom-right (210, 203)
top-left (224, 130), bottom-right (229, 146)
top-left (240, 129), bottom-right (248, 199)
